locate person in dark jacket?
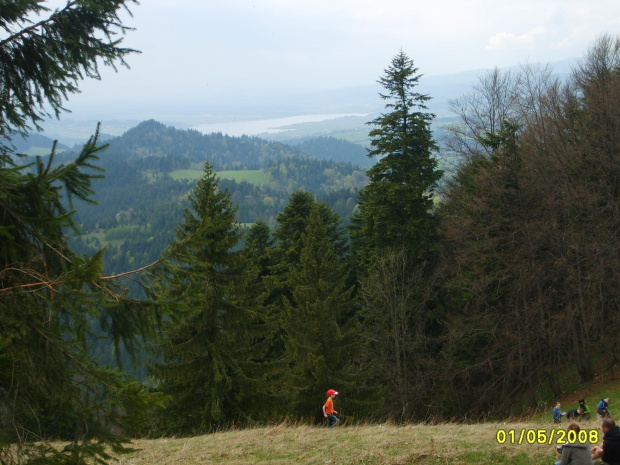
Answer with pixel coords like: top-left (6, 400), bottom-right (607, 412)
top-left (597, 398), bottom-right (611, 420)
top-left (591, 418), bottom-right (620, 465)
top-left (566, 408), bottom-right (582, 421)
top-left (579, 399), bottom-right (592, 421)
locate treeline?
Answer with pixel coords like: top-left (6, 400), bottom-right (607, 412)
top-left (62, 41), bottom-right (620, 428)
top-left (263, 157), bottom-right (366, 194)
top-left (436, 38), bottom-right (620, 414)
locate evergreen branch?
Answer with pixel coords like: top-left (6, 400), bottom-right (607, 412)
top-left (1, 241), bottom-right (174, 294)
top-left (27, 323), bottom-right (115, 389)
top-left (99, 257), bottom-right (169, 281)
top-left (0, 266), bottom-right (65, 293)
top-left (0, 2), bottom-right (61, 48)
top-left (0, 193), bottom-right (74, 261)
top-left (43, 140), bottom-right (58, 177)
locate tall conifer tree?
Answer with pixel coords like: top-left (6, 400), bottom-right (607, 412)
top-left (283, 205), bottom-right (370, 420)
top-left (349, 51), bottom-right (444, 423)
top-left (351, 50), bottom-right (443, 265)
top-left (239, 221), bottom-right (287, 420)
top-left (150, 163), bottom-right (259, 433)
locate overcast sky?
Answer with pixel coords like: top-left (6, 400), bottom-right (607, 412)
top-left (53, 0), bottom-right (620, 118)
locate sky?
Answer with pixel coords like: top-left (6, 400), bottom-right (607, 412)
top-left (43, 0), bottom-right (620, 120)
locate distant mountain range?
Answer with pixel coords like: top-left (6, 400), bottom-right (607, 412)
top-left (34, 57), bottom-right (578, 146)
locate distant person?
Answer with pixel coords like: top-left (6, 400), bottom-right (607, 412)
top-left (567, 408), bottom-right (583, 421)
top-left (591, 418), bottom-right (620, 465)
top-left (598, 398), bottom-right (611, 420)
top-left (579, 399), bottom-right (592, 421)
top-left (554, 422), bottom-right (593, 465)
top-left (323, 389), bottom-right (339, 427)
top-left (555, 402), bottom-right (566, 423)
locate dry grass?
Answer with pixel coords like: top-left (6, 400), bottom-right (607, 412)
top-left (110, 419), bottom-right (603, 465)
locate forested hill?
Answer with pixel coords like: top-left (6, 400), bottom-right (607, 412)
top-left (102, 119), bottom-right (305, 169)
top-left (102, 119), bottom-right (373, 168)
top-left (68, 120), bottom-right (367, 276)
top-left (290, 136), bottom-right (372, 167)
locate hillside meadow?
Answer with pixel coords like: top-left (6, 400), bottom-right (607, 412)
top-left (110, 379), bottom-right (620, 465)
top-left (109, 420), bottom-right (604, 465)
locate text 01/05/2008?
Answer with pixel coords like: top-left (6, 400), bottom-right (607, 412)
top-left (496, 428), bottom-right (599, 445)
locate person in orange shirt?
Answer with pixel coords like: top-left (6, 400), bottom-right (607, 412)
top-left (323, 389), bottom-right (339, 427)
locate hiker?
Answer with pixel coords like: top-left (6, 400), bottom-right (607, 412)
top-left (323, 389), bottom-right (339, 427)
top-left (598, 398), bottom-right (611, 420)
top-left (591, 418), bottom-right (620, 465)
top-left (554, 422), bottom-right (593, 465)
top-left (579, 399), bottom-right (592, 421)
top-left (567, 408), bottom-right (583, 421)
top-left (554, 402), bottom-right (566, 423)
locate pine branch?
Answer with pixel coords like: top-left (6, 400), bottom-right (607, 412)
top-left (0, 2), bottom-right (76, 48)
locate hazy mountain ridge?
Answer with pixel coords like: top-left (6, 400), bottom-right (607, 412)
top-left (36, 58), bottom-right (579, 146)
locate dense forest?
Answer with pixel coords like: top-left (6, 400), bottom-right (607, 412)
top-left (1, 2), bottom-right (619, 463)
top-left (64, 122), bottom-right (367, 277)
top-left (292, 135), bottom-right (373, 167)
top-left (73, 43), bottom-right (620, 425)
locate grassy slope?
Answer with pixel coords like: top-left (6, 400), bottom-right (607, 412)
top-left (109, 375), bottom-right (620, 465)
top-left (112, 421), bottom-right (602, 465)
top-left (528, 378), bottom-right (620, 423)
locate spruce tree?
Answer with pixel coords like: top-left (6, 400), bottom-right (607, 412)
top-left (150, 163), bottom-right (262, 433)
top-left (350, 50), bottom-right (443, 265)
top-left (245, 220), bottom-right (275, 278)
top-left (0, 133), bottom-right (164, 465)
top-left (349, 51), bottom-right (444, 422)
top-left (1, 3), bottom-right (165, 464)
top-left (274, 190), bottom-right (347, 268)
top-left (268, 191), bottom-right (348, 396)
top-left (238, 220), bottom-right (287, 420)
top-left (269, 190), bottom-right (347, 344)
top-left (283, 205), bottom-right (370, 421)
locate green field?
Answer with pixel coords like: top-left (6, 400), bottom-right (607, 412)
top-left (170, 169), bottom-right (266, 186)
top-left (218, 170), bottom-right (266, 185)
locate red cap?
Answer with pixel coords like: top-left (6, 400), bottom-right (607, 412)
top-left (326, 389), bottom-right (339, 396)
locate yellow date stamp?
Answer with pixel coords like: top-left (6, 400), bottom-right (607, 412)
top-left (496, 428), bottom-right (599, 445)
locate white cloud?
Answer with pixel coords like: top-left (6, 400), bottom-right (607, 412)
top-left (485, 27), bottom-right (547, 51)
